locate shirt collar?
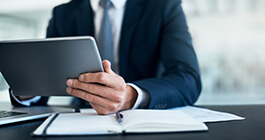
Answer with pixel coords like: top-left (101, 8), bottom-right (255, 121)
top-left (90, 0), bottom-right (127, 11)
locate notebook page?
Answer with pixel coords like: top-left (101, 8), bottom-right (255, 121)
top-left (121, 109), bottom-right (208, 133)
top-left (46, 113), bottom-right (122, 135)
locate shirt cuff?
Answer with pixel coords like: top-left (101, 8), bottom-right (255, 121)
top-left (10, 93), bottom-right (41, 106)
top-left (127, 83), bottom-right (150, 109)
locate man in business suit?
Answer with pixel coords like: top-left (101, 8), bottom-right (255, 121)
top-left (12, 0), bottom-right (201, 115)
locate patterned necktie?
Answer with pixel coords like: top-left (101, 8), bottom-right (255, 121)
top-left (97, 0), bottom-right (114, 67)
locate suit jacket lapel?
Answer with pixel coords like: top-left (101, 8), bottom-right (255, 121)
top-left (76, 0), bottom-right (94, 36)
top-left (119, 0), bottom-right (144, 77)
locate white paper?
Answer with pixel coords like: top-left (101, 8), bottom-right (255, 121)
top-left (169, 106), bottom-right (245, 122)
top-left (80, 106), bottom-right (244, 123)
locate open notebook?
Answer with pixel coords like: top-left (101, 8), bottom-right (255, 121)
top-left (33, 109), bottom-right (208, 136)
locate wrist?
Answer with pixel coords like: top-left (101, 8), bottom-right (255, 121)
top-left (122, 84), bottom-right (138, 110)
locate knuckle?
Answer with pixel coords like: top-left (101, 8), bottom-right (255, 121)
top-left (116, 82), bottom-right (126, 91)
top-left (97, 73), bottom-right (106, 83)
top-left (72, 80), bottom-right (80, 88)
top-left (100, 110), bottom-right (110, 115)
top-left (109, 103), bottom-right (118, 110)
top-left (83, 73), bottom-right (91, 82)
top-left (119, 76), bottom-right (125, 82)
top-left (85, 93), bottom-right (92, 102)
top-left (70, 88), bottom-right (76, 95)
top-left (114, 95), bottom-right (123, 103)
top-left (69, 89), bottom-right (80, 97)
top-left (116, 85), bottom-right (122, 90)
top-left (120, 84), bottom-right (126, 91)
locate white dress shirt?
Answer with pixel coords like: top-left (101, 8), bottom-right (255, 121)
top-left (19, 0), bottom-right (150, 109)
top-left (91, 0), bottom-right (150, 109)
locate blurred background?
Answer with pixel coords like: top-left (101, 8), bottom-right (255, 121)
top-left (0, 0), bottom-right (265, 105)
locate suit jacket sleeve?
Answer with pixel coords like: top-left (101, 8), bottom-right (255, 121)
top-left (133, 0), bottom-right (202, 109)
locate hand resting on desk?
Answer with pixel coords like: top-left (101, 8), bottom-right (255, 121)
top-left (66, 60), bottom-right (138, 115)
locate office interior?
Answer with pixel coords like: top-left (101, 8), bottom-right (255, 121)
top-left (0, 0), bottom-right (265, 106)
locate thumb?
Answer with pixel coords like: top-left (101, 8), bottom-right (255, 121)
top-left (102, 60), bottom-right (114, 74)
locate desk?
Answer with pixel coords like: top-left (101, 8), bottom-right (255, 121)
top-left (0, 105), bottom-right (264, 140)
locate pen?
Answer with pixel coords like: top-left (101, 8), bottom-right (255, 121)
top-left (115, 112), bottom-right (123, 125)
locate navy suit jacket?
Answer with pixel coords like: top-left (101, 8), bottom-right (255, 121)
top-left (11, 0), bottom-right (201, 109)
top-left (46, 0), bottom-right (202, 109)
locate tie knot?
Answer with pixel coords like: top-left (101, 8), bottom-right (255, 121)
top-left (100, 0), bottom-right (112, 9)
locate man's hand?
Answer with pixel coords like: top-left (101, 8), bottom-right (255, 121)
top-left (66, 60), bottom-right (138, 115)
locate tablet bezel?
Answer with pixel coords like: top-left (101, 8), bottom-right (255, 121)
top-left (0, 36), bottom-right (104, 96)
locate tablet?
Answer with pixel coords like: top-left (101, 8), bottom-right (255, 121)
top-left (0, 36), bottom-right (104, 96)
